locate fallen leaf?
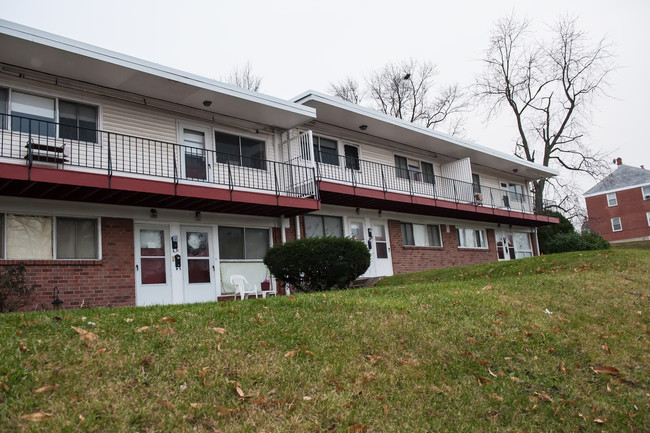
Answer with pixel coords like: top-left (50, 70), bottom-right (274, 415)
top-left (602, 344), bottom-right (614, 355)
top-left (157, 399), bottom-right (175, 409)
top-left (71, 326), bottom-right (98, 341)
top-left (0, 382), bottom-right (9, 391)
top-left (592, 366), bottom-right (619, 375)
top-left (21, 411), bottom-right (52, 421)
top-left (285, 350), bottom-right (297, 358)
top-left (489, 394), bottom-right (504, 401)
top-left (488, 368), bottom-right (498, 378)
top-left (190, 403), bottom-right (205, 408)
top-left (19, 342), bottom-right (29, 352)
top-left (160, 317), bottom-right (176, 323)
top-left (259, 341), bottom-right (269, 347)
top-left (161, 327), bottom-right (176, 335)
top-left (383, 404), bottom-right (388, 416)
top-left (94, 348), bottom-right (107, 355)
top-left (510, 376), bottom-right (522, 383)
top-left (302, 396), bottom-right (312, 401)
top-left (365, 355), bottom-right (379, 364)
top-left (304, 350), bottom-right (315, 356)
top-left (497, 310), bottom-right (507, 316)
top-left (173, 370), bottom-right (186, 375)
top-left (475, 375), bottom-right (491, 385)
top-left (399, 359), bottom-right (419, 366)
top-left (560, 362), bottom-right (567, 375)
top-left (134, 326), bottom-right (150, 333)
top-left (482, 285), bottom-right (494, 291)
top-left (467, 337), bottom-right (478, 343)
top-left (34, 384), bottom-right (59, 393)
top-left (535, 391), bottom-right (554, 403)
top-left (125, 318), bottom-right (134, 323)
top-left (235, 385), bottom-right (245, 398)
top-left (179, 383), bottom-right (187, 392)
top-left (348, 425), bottom-right (368, 431)
top-left (594, 418), bottom-right (607, 424)
top-left (431, 385), bottom-right (444, 393)
top-left (109, 313), bottom-right (117, 317)
top-left (212, 327), bottom-right (227, 335)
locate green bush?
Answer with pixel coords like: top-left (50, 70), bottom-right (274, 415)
top-left (546, 231), bottom-right (610, 254)
top-left (0, 263), bottom-right (36, 313)
top-left (537, 210), bottom-right (575, 254)
top-left (264, 236), bottom-right (370, 292)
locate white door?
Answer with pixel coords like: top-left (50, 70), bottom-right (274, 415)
top-left (135, 225), bottom-right (172, 306)
top-left (370, 220), bottom-right (393, 277)
top-left (181, 226), bottom-right (217, 303)
top-left (496, 231), bottom-right (516, 261)
top-left (182, 128), bottom-right (209, 181)
top-left (349, 219), bottom-right (372, 278)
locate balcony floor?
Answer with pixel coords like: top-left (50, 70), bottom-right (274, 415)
top-left (0, 162), bottom-right (319, 217)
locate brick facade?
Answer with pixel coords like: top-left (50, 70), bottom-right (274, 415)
top-left (586, 187), bottom-right (650, 242)
top-left (387, 219), bottom-right (497, 274)
top-left (1, 217), bottom-right (135, 311)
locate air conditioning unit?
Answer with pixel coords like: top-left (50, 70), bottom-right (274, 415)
top-left (474, 193), bottom-right (483, 202)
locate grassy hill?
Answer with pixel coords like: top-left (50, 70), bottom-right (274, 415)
top-left (0, 250), bottom-right (648, 432)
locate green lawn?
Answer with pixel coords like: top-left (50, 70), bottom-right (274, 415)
top-left (1, 250), bottom-right (648, 432)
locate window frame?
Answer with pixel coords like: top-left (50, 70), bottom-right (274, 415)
top-left (0, 213), bottom-right (101, 260)
top-left (642, 186), bottom-right (650, 200)
top-left (400, 222), bottom-right (443, 247)
top-left (304, 215), bottom-right (344, 238)
top-left (344, 144), bottom-right (360, 170)
top-left (456, 227), bottom-right (488, 249)
top-left (217, 226), bottom-right (270, 261)
top-left (646, 211), bottom-right (650, 227)
top-left (215, 130), bottom-right (267, 170)
top-left (313, 135), bottom-right (340, 166)
top-left (58, 99), bottom-right (99, 143)
top-left (611, 217), bottom-right (622, 232)
top-left (607, 192), bottom-right (618, 207)
top-left (394, 154), bottom-right (435, 183)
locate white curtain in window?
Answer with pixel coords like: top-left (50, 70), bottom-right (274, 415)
top-left (6, 215), bottom-right (53, 259)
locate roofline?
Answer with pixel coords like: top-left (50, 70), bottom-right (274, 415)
top-left (293, 90), bottom-right (559, 178)
top-left (584, 182), bottom-right (650, 198)
top-left (0, 19), bottom-right (316, 121)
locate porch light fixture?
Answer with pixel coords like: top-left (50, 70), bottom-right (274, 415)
top-left (378, 209), bottom-right (382, 217)
top-left (355, 207), bottom-right (360, 215)
top-left (359, 125), bottom-right (368, 131)
top-left (52, 287), bottom-right (64, 310)
top-left (150, 209), bottom-right (158, 218)
top-left (512, 168), bottom-right (519, 173)
top-left (195, 211), bottom-right (202, 221)
top-left (202, 100), bottom-right (212, 107)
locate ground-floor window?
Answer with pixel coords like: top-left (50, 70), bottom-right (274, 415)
top-left (457, 227), bottom-right (487, 249)
top-left (218, 226), bottom-right (270, 295)
top-left (401, 223), bottom-right (442, 247)
top-left (513, 232), bottom-right (533, 258)
top-left (0, 213), bottom-right (99, 259)
top-left (304, 215), bottom-right (343, 238)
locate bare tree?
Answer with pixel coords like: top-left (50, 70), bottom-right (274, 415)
top-left (224, 61), bottom-right (262, 92)
top-left (475, 14), bottom-right (615, 211)
top-left (329, 59), bottom-right (466, 134)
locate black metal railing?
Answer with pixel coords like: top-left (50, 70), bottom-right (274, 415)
top-left (0, 114), bottom-right (318, 199)
top-left (297, 153), bottom-right (549, 214)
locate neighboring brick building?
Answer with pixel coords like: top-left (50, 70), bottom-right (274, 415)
top-left (584, 159), bottom-right (650, 244)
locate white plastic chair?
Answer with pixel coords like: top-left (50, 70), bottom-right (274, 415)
top-left (229, 275), bottom-right (259, 300)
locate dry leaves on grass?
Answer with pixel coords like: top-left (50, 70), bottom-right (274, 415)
top-left (0, 382), bottom-right (9, 391)
top-left (19, 342), bottom-right (30, 352)
top-left (591, 366), bottom-right (619, 375)
top-left (71, 326), bottom-right (98, 341)
top-left (21, 411), bottom-right (52, 421)
top-left (157, 399), bottom-right (175, 409)
top-left (211, 327), bottom-right (227, 335)
top-left (134, 326), bottom-right (151, 333)
top-left (34, 385), bottom-right (59, 393)
top-left (160, 317), bottom-right (176, 323)
top-left (94, 348), bottom-right (107, 356)
top-left (285, 350), bottom-right (298, 358)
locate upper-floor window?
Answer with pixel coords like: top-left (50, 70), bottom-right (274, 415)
top-left (501, 182), bottom-right (525, 207)
top-left (472, 173), bottom-right (482, 194)
top-left (313, 135), bottom-right (339, 166)
top-left (607, 192), bottom-right (618, 207)
top-left (344, 144), bottom-right (359, 170)
top-left (395, 155), bottom-right (434, 184)
top-left (457, 227), bottom-right (487, 249)
top-left (215, 131), bottom-right (266, 170)
top-left (0, 213), bottom-right (99, 260)
top-left (1, 89), bottom-right (98, 143)
top-left (611, 217), bottom-right (622, 232)
top-left (642, 186), bottom-right (650, 200)
top-left (304, 215), bottom-right (343, 238)
top-left (401, 223), bottom-right (442, 247)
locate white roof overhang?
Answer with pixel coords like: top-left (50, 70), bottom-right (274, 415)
top-left (0, 20), bottom-right (315, 130)
top-left (294, 91), bottom-right (559, 180)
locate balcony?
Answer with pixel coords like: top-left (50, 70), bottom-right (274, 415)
top-left (291, 151), bottom-right (556, 226)
top-left (0, 114), bottom-right (319, 216)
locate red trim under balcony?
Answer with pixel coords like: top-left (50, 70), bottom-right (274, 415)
top-left (0, 162), bottom-right (319, 217)
top-left (318, 180), bottom-right (559, 226)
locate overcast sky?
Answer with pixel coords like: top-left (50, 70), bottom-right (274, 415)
top-left (2, 0), bottom-right (648, 196)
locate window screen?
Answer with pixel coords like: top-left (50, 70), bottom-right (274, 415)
top-left (56, 218), bottom-right (98, 259)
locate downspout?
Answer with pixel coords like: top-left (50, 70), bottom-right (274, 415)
top-left (295, 216), bottom-right (301, 239)
top-left (533, 227), bottom-right (541, 256)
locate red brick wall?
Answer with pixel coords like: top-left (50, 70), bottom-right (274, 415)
top-left (0, 217), bottom-right (135, 311)
top-left (388, 219), bottom-right (498, 274)
top-left (586, 187), bottom-right (650, 242)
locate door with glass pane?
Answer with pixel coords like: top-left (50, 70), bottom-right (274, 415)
top-left (371, 221), bottom-right (393, 276)
top-left (181, 226), bottom-right (216, 303)
top-left (496, 231), bottom-right (516, 261)
top-left (182, 129), bottom-right (208, 181)
top-left (349, 219), bottom-right (372, 278)
top-left (135, 225), bottom-right (172, 306)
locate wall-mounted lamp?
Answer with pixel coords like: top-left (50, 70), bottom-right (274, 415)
top-left (378, 209), bottom-right (382, 217)
top-left (509, 224), bottom-right (513, 229)
top-left (359, 125), bottom-right (368, 131)
top-left (355, 207), bottom-right (360, 215)
top-left (150, 209), bottom-right (158, 218)
top-left (52, 287), bottom-right (64, 311)
top-left (202, 100), bottom-right (212, 107)
top-left (195, 211), bottom-right (202, 221)
top-left (512, 168), bottom-right (519, 173)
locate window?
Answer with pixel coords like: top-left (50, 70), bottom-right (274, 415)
top-left (0, 87), bottom-right (7, 130)
top-left (395, 155), bottom-right (434, 183)
top-left (457, 228), bottom-right (487, 249)
top-left (344, 144), bottom-right (359, 170)
top-left (642, 186), bottom-right (650, 200)
top-left (513, 232), bottom-right (533, 258)
top-left (215, 131), bottom-right (266, 170)
top-left (218, 227), bottom-right (269, 260)
top-left (646, 212), bottom-right (650, 226)
top-left (1, 214), bottom-right (99, 259)
top-left (472, 173), bottom-right (481, 194)
top-left (401, 223), bottom-right (442, 247)
top-left (10, 91), bottom-right (56, 137)
top-left (607, 193), bottom-right (618, 207)
top-left (304, 215), bottom-right (343, 238)
top-left (313, 135), bottom-right (339, 166)
top-left (59, 100), bottom-right (98, 143)
top-left (395, 155), bottom-right (409, 180)
top-left (611, 217), bottom-right (622, 232)
top-left (421, 162), bottom-right (435, 185)
top-left (183, 129), bottom-right (207, 180)
top-left (501, 182), bottom-right (525, 207)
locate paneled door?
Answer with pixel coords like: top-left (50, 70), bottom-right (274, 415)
top-left (181, 226), bottom-right (217, 303)
top-left (134, 225), bottom-right (172, 306)
top-left (370, 221), bottom-right (394, 277)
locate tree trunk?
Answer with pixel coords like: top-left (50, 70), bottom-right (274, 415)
top-left (533, 179), bottom-right (546, 213)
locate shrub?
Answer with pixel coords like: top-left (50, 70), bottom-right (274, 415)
top-left (264, 236), bottom-right (370, 292)
top-left (0, 263), bottom-right (36, 313)
top-left (546, 231), bottom-right (610, 254)
top-left (537, 210), bottom-right (575, 254)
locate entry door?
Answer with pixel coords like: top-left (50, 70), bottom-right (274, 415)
top-left (496, 232), bottom-right (516, 261)
top-left (370, 221), bottom-right (393, 277)
top-left (182, 128), bottom-right (208, 181)
top-left (181, 226), bottom-right (217, 303)
top-left (135, 225), bottom-right (172, 306)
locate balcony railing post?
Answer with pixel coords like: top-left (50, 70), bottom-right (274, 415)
top-left (106, 132), bottom-right (112, 176)
top-left (172, 143), bottom-right (178, 184)
top-left (380, 165), bottom-right (387, 192)
top-left (273, 162), bottom-right (279, 196)
top-left (227, 158), bottom-right (233, 190)
top-left (453, 181), bottom-right (458, 203)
